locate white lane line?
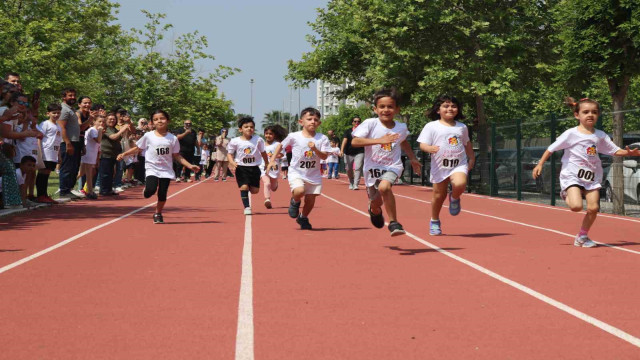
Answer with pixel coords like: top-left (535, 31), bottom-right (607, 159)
top-left (321, 193), bottom-right (640, 349)
top-left (334, 179), bottom-right (640, 255)
top-left (235, 196), bottom-right (254, 360)
top-left (0, 180), bottom-right (208, 275)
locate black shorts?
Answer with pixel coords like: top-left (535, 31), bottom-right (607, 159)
top-left (44, 161), bottom-right (57, 171)
top-left (235, 165), bottom-right (261, 188)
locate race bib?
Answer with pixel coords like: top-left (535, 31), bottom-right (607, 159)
top-left (368, 168), bottom-right (388, 178)
top-left (299, 160), bottom-right (316, 169)
top-left (154, 146), bottom-right (171, 156)
top-left (576, 168), bottom-right (595, 182)
top-left (53, 145), bottom-right (59, 151)
top-left (441, 158), bottom-right (461, 168)
top-left (242, 157), bottom-right (255, 164)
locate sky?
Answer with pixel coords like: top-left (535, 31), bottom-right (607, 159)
top-left (114, 0), bottom-right (326, 128)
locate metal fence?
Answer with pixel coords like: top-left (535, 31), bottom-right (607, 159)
top-left (396, 111), bottom-right (640, 218)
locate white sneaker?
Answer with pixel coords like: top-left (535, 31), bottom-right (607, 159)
top-left (574, 234), bottom-right (597, 248)
top-left (115, 187), bottom-right (125, 193)
top-left (70, 190), bottom-right (86, 198)
top-left (349, 184), bottom-right (354, 190)
top-left (244, 207), bottom-right (252, 215)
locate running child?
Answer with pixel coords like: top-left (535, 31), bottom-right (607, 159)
top-left (418, 95), bottom-right (475, 236)
top-left (35, 103), bottom-right (62, 203)
top-left (117, 109), bottom-right (199, 224)
top-left (266, 107), bottom-right (331, 230)
top-left (326, 140), bottom-right (341, 179)
top-left (227, 116), bottom-right (269, 215)
top-left (351, 88), bottom-right (421, 236)
top-left (533, 97), bottom-right (640, 247)
top-left (261, 124), bottom-right (287, 209)
top-left (78, 115), bottom-right (104, 199)
top-left (280, 153), bottom-right (289, 179)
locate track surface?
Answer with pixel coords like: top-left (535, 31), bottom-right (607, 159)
top-left (1, 177), bottom-right (639, 359)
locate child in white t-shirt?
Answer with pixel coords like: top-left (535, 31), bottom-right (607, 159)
top-left (418, 95), bottom-right (475, 236)
top-left (266, 108), bottom-right (331, 230)
top-left (78, 115), bottom-right (104, 199)
top-left (261, 125), bottom-right (287, 209)
top-left (533, 97), bottom-right (640, 247)
top-left (117, 109), bottom-right (199, 224)
top-left (326, 140), bottom-right (341, 179)
top-left (17, 155), bottom-right (36, 208)
top-left (352, 88), bottom-right (421, 236)
top-left (227, 117), bottom-right (269, 215)
top-left (35, 104), bottom-right (62, 203)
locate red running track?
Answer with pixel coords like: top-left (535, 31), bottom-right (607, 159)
top-left (1, 177), bottom-right (639, 359)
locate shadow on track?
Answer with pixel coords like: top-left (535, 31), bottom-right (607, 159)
top-left (386, 246), bottom-right (463, 256)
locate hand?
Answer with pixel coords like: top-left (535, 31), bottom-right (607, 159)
top-left (339, 151), bottom-right (343, 157)
top-left (190, 164), bottom-right (200, 172)
top-left (0, 107), bottom-right (20, 122)
top-left (116, 154), bottom-right (124, 161)
top-left (29, 129), bottom-right (44, 140)
top-left (624, 146), bottom-right (640, 157)
top-left (308, 141), bottom-right (316, 150)
top-left (379, 133), bottom-right (400, 144)
top-left (410, 158), bottom-right (422, 174)
top-left (425, 145), bottom-right (440, 154)
top-left (89, 110), bottom-right (98, 120)
top-left (532, 165), bottom-right (542, 179)
top-left (228, 161), bottom-right (237, 171)
top-left (265, 161), bottom-right (276, 173)
top-left (66, 143), bottom-right (74, 155)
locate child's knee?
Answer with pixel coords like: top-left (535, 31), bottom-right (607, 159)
top-left (378, 181), bottom-right (392, 194)
top-left (586, 203), bottom-right (600, 214)
top-left (569, 203), bottom-right (583, 212)
top-left (249, 187), bottom-right (259, 194)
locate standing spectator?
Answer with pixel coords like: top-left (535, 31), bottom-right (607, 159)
top-left (327, 129), bottom-right (340, 145)
top-left (213, 128), bottom-right (230, 181)
top-left (5, 72), bottom-right (23, 92)
top-left (76, 96), bottom-right (96, 193)
top-left (99, 113), bottom-right (127, 196)
top-left (340, 116), bottom-right (365, 190)
top-left (176, 119), bottom-right (199, 182)
top-left (57, 88), bottom-right (83, 199)
top-left (193, 129), bottom-right (204, 181)
top-left (35, 104), bottom-right (62, 203)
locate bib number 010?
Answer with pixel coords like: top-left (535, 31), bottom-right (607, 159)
top-left (442, 158), bottom-right (460, 168)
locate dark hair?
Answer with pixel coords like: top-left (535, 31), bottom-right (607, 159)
top-left (0, 142), bottom-right (15, 158)
top-left (237, 116), bottom-right (255, 128)
top-left (91, 103), bottom-right (105, 111)
top-left (47, 103), bottom-right (62, 112)
top-left (9, 92), bottom-right (26, 104)
top-left (300, 107), bottom-right (321, 119)
top-left (1, 83), bottom-right (17, 97)
top-left (78, 96), bottom-right (91, 104)
top-left (426, 95), bottom-right (466, 120)
top-left (198, 128), bottom-right (205, 133)
top-left (20, 155), bottom-right (36, 164)
top-left (60, 87), bottom-right (76, 97)
top-left (351, 116), bottom-right (362, 122)
top-left (5, 72), bottom-right (19, 80)
top-left (564, 97), bottom-right (600, 114)
top-left (117, 108), bottom-right (128, 116)
top-left (106, 112), bottom-right (117, 118)
top-left (264, 124), bottom-right (287, 142)
top-left (150, 109), bottom-right (170, 121)
top-left (373, 88), bottom-right (401, 107)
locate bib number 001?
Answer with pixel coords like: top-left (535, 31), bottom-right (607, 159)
top-left (242, 157), bottom-right (255, 164)
top-left (442, 158), bottom-right (460, 168)
top-left (299, 160), bottom-right (316, 168)
top-left (368, 168), bottom-right (388, 178)
top-left (577, 169), bottom-right (595, 182)
top-left (156, 147), bottom-right (170, 155)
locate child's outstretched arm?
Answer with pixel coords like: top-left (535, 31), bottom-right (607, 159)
top-left (266, 143), bottom-right (283, 173)
top-left (614, 146), bottom-right (640, 157)
top-left (227, 153), bottom-right (237, 170)
top-left (351, 133), bottom-right (399, 148)
top-left (400, 140), bottom-right (422, 174)
top-left (532, 150), bottom-right (553, 179)
top-left (261, 151), bottom-right (269, 166)
top-left (116, 146), bottom-right (140, 161)
top-left (308, 141), bottom-right (328, 160)
top-left (419, 142), bottom-right (439, 154)
top-left (464, 141), bottom-right (476, 171)
top-left (173, 153), bottom-right (200, 172)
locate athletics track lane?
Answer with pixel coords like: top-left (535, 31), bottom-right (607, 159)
top-left (0, 179), bottom-right (243, 359)
top-left (253, 179), bottom-right (639, 359)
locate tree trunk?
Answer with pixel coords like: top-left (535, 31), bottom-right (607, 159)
top-left (475, 94), bottom-right (489, 191)
top-left (607, 76), bottom-right (630, 215)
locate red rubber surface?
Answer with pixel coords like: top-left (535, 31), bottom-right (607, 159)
top-left (1, 177), bottom-right (639, 359)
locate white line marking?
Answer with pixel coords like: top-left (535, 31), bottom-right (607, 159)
top-left (321, 193), bottom-right (640, 348)
top-left (235, 197), bottom-right (254, 360)
top-left (0, 180), bottom-right (207, 275)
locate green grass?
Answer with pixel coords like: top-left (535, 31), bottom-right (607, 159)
top-left (46, 171), bottom-right (60, 198)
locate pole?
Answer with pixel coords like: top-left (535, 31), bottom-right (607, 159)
top-left (516, 118), bottom-right (522, 201)
top-left (250, 79), bottom-right (254, 117)
top-left (550, 112), bottom-right (557, 206)
top-left (490, 123), bottom-right (497, 196)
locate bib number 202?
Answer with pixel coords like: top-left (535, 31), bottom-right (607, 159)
top-left (299, 161), bottom-right (316, 168)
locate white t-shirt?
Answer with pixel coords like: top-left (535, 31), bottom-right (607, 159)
top-left (200, 149), bottom-right (210, 164)
top-left (40, 120), bottom-right (62, 162)
top-left (261, 141), bottom-right (281, 178)
top-left (548, 127), bottom-right (620, 191)
top-left (16, 168), bottom-right (25, 186)
top-left (81, 127), bottom-right (101, 164)
top-left (280, 131), bottom-right (331, 185)
top-left (352, 118), bottom-right (409, 187)
top-left (136, 131), bottom-right (180, 178)
top-left (227, 135), bottom-right (265, 167)
top-left (14, 123), bottom-right (39, 164)
top-left (417, 120), bottom-right (470, 183)
top-left (326, 146), bottom-right (340, 163)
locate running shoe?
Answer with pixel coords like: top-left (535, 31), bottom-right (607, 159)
top-left (296, 215), bottom-right (312, 230)
top-left (288, 198), bottom-right (301, 218)
top-left (71, 189), bottom-right (86, 198)
top-left (86, 193), bottom-right (98, 200)
top-left (35, 195), bottom-right (55, 204)
top-left (153, 213), bottom-right (164, 224)
top-left (388, 221), bottom-right (406, 236)
top-left (449, 193), bottom-right (461, 216)
top-left (368, 205), bottom-right (385, 229)
top-left (264, 199), bottom-right (272, 209)
top-left (244, 207), bottom-right (252, 215)
top-left (222, 178), bottom-right (227, 182)
top-left (214, 177), bottom-right (219, 182)
top-left (574, 234), bottom-right (597, 248)
top-left (430, 220), bottom-right (442, 236)
top-left (348, 184), bottom-right (354, 190)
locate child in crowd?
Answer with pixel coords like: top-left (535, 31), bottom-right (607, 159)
top-left (533, 97), bottom-right (640, 247)
top-left (227, 116), bottom-right (269, 215)
top-left (261, 124), bottom-right (287, 209)
top-left (326, 140), bottom-right (341, 179)
top-left (35, 104), bottom-right (62, 203)
top-left (418, 95), bottom-right (474, 235)
top-left (200, 144), bottom-right (210, 180)
top-left (78, 115), bottom-right (104, 199)
top-left (352, 88), bottom-right (421, 236)
top-left (17, 155), bottom-right (36, 208)
top-left (280, 153), bottom-right (289, 180)
top-left (266, 107), bottom-right (331, 230)
top-left (117, 109), bottom-right (199, 224)
top-left (123, 137), bottom-right (139, 186)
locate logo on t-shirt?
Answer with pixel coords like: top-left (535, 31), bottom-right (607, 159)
top-left (586, 145), bottom-right (597, 157)
top-left (304, 150), bottom-right (314, 158)
top-left (267, 151), bottom-right (273, 157)
top-left (381, 143), bottom-right (393, 152)
top-left (243, 147), bottom-right (252, 155)
top-left (447, 135), bottom-right (460, 147)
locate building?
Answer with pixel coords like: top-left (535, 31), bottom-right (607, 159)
top-left (316, 80), bottom-right (365, 116)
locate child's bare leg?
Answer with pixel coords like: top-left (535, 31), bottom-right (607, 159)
top-left (292, 186), bottom-right (305, 202)
top-left (249, 185), bottom-right (260, 195)
top-left (86, 166), bottom-right (95, 194)
top-left (449, 172), bottom-right (468, 199)
top-left (378, 180), bottom-right (397, 222)
top-left (270, 177), bottom-right (278, 192)
top-left (581, 189), bottom-right (600, 231)
top-left (301, 194), bottom-right (317, 217)
top-left (26, 168), bottom-right (36, 197)
top-left (262, 175), bottom-right (271, 199)
top-left (564, 186), bottom-right (584, 212)
top-left (431, 180), bottom-right (449, 220)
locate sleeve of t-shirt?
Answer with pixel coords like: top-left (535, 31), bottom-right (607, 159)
top-left (398, 124), bottom-right (410, 143)
top-left (136, 133), bottom-right (148, 150)
top-left (171, 136), bottom-right (180, 154)
top-left (416, 123), bottom-right (433, 144)
top-left (280, 134), bottom-right (294, 149)
top-left (257, 138), bottom-right (265, 153)
top-left (351, 120), bottom-right (371, 138)
top-left (547, 129), bottom-right (572, 153)
top-left (226, 138), bottom-right (237, 154)
top-left (598, 133), bottom-right (621, 156)
top-left (461, 124), bottom-right (470, 145)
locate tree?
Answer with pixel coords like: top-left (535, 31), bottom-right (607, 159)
top-left (263, 110), bottom-right (295, 131)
